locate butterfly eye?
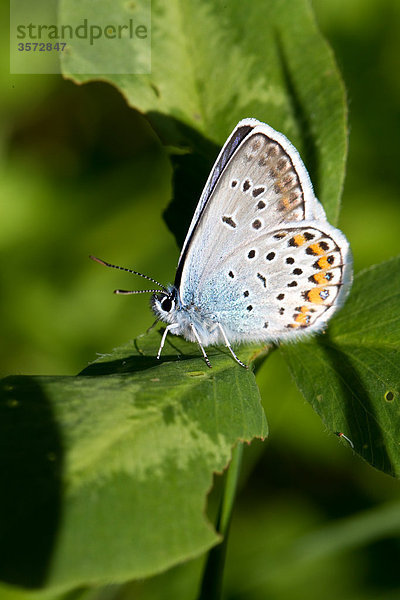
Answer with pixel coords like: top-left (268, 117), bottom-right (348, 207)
top-left (161, 297), bottom-right (173, 312)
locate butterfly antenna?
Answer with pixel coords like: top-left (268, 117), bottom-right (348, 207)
top-left (90, 255), bottom-right (167, 293)
top-left (114, 289), bottom-right (162, 295)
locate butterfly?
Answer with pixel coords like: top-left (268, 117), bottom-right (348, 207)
top-left (91, 118), bottom-right (352, 368)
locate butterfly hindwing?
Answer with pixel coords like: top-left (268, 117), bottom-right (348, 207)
top-left (194, 222), bottom-right (352, 342)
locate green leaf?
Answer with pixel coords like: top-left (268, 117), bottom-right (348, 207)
top-left (282, 256), bottom-right (400, 477)
top-left (0, 330), bottom-right (267, 592)
top-left (3, 0), bottom-right (351, 593)
top-left (61, 0), bottom-right (347, 223)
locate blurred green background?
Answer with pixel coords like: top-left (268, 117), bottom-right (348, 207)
top-left (2, 0), bottom-right (400, 599)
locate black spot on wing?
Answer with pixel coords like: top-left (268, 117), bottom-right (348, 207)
top-left (252, 187), bottom-right (265, 198)
top-left (222, 216), bottom-right (236, 228)
top-left (257, 273), bottom-right (267, 288)
top-left (243, 180), bottom-right (251, 192)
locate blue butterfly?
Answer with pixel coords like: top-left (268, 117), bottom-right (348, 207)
top-left (91, 119), bottom-right (352, 367)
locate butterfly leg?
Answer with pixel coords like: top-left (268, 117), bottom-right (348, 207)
top-left (335, 432), bottom-right (355, 449)
top-left (157, 323), bottom-right (179, 360)
top-left (190, 323), bottom-right (212, 368)
top-left (217, 323), bottom-right (248, 369)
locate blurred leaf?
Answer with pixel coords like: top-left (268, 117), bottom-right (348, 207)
top-left (282, 256), bottom-right (400, 477)
top-left (292, 500), bottom-right (400, 563)
top-left (61, 0), bottom-right (347, 226)
top-left (0, 329), bottom-right (267, 592)
top-left (226, 498), bottom-right (400, 598)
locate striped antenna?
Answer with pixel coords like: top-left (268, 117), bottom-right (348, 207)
top-left (90, 255), bottom-right (167, 293)
top-left (114, 289), bottom-right (161, 295)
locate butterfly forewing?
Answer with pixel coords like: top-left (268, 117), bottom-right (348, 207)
top-left (176, 121), bottom-right (322, 288)
top-left (176, 121), bottom-right (257, 273)
top-left (177, 121), bottom-right (351, 343)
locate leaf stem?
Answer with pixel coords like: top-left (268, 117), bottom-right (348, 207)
top-left (197, 442), bottom-right (243, 600)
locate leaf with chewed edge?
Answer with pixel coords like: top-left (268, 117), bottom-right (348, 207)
top-left (0, 329), bottom-right (267, 592)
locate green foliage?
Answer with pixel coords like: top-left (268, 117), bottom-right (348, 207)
top-left (0, 332), bottom-right (266, 592)
top-left (283, 256), bottom-right (400, 475)
top-left (61, 0), bottom-right (346, 222)
top-left (1, 0), bottom-right (400, 598)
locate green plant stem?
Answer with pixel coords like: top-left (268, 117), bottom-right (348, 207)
top-left (197, 442), bottom-right (243, 600)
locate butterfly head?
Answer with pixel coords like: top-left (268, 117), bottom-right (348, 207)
top-left (151, 286), bottom-right (180, 324)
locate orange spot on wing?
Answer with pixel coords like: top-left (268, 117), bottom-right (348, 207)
top-left (294, 305), bottom-right (311, 325)
top-left (281, 197), bottom-right (290, 209)
top-left (295, 312), bottom-right (309, 325)
top-left (307, 288), bottom-right (326, 304)
top-left (308, 243), bottom-right (325, 255)
top-left (293, 234), bottom-right (306, 246)
top-left (312, 272), bottom-right (329, 285)
top-left (317, 256), bottom-right (332, 270)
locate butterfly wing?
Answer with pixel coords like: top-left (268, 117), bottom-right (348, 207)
top-left (175, 120), bottom-right (325, 288)
top-left (187, 222), bottom-right (352, 342)
top-left (176, 120), bottom-right (352, 342)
